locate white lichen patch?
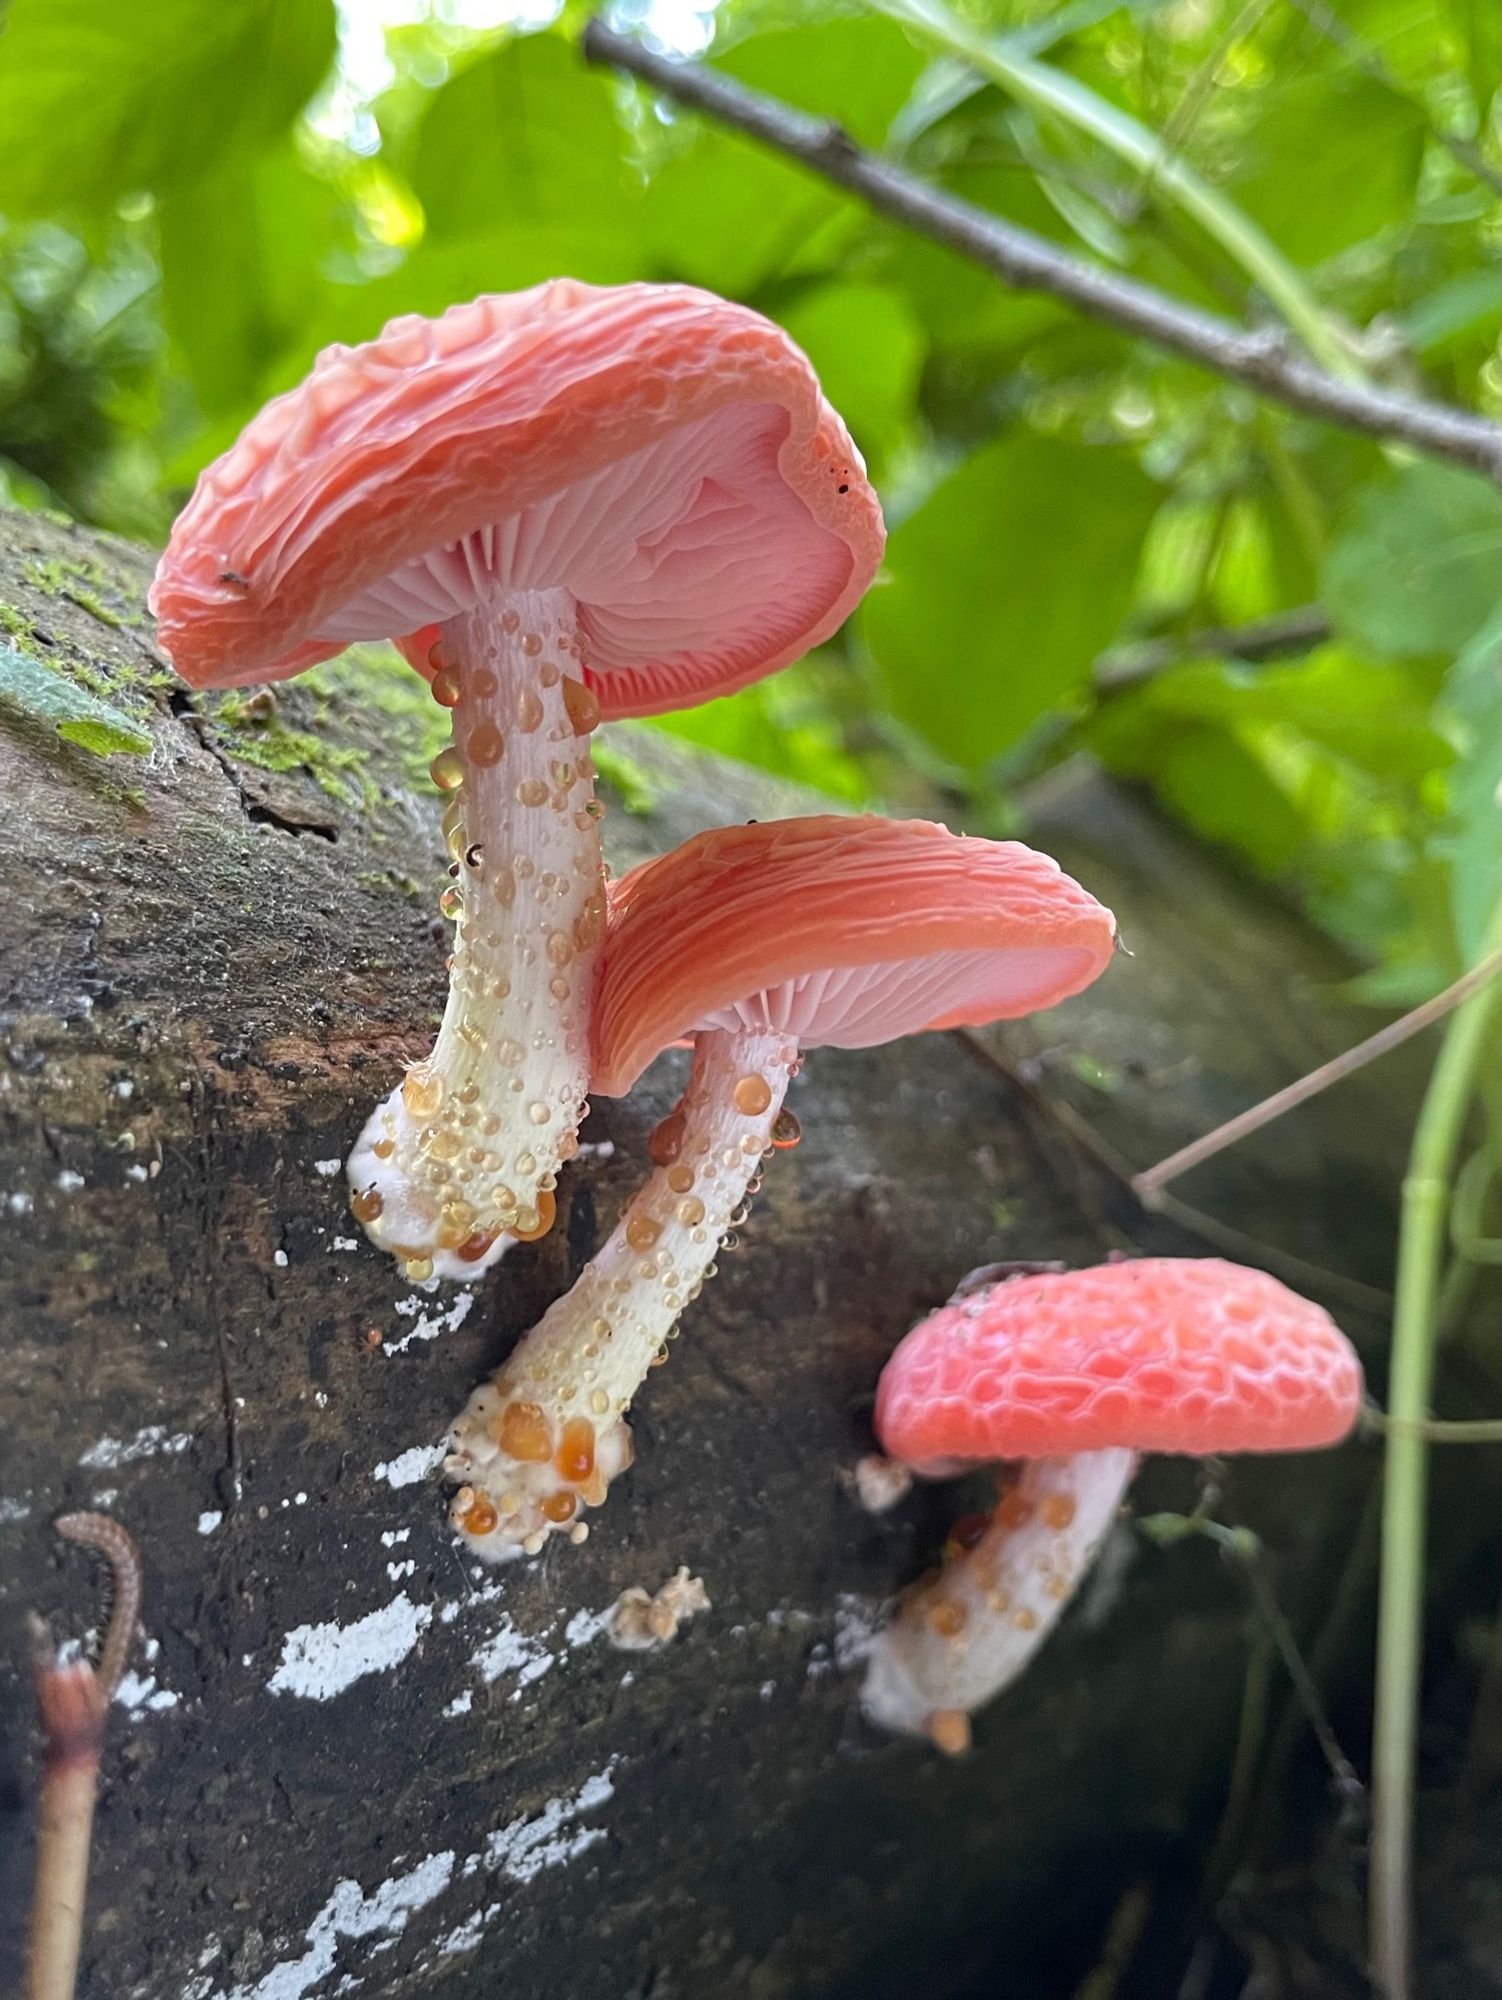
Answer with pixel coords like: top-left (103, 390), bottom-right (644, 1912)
top-left (372, 1443), bottom-right (445, 1489)
top-left (197, 1511), bottom-right (224, 1536)
top-left (191, 1849), bottom-right (457, 2000)
top-left (469, 1615), bottom-right (554, 1691)
top-left (79, 1425), bottom-right (193, 1469)
top-left (194, 1766), bottom-right (619, 1998)
top-left (313, 1159), bottom-right (342, 1178)
top-left (467, 1763), bottom-right (619, 1884)
top-left (115, 1667), bottom-right (180, 1716)
top-left (833, 1594), bottom-right (881, 1670)
top-left (563, 1606), bottom-right (611, 1650)
top-left (268, 1596), bottom-right (434, 1702)
top-left (383, 1289), bottom-right (475, 1356)
top-left (0, 1495), bottom-right (32, 1524)
top-left (442, 1689), bottom-right (473, 1718)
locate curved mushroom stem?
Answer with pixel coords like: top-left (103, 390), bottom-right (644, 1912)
top-left (347, 586), bottom-right (606, 1281)
top-left (445, 1026), bottom-right (795, 1558)
top-left (862, 1448), bottom-right (1137, 1750)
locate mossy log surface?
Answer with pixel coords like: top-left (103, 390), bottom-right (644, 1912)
top-left (0, 507), bottom-right (1425, 1999)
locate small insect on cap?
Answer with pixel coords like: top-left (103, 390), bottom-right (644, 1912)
top-left (591, 815), bottom-right (1119, 1097)
top-left (149, 279), bottom-right (885, 713)
top-left (875, 1257), bottom-right (1365, 1472)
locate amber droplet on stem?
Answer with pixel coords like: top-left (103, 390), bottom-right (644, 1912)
top-left (770, 1109), bottom-right (802, 1150)
top-left (496, 1401), bottom-right (552, 1463)
top-left (431, 666), bottom-right (463, 709)
top-left (351, 1186), bottom-right (384, 1225)
top-left (732, 1073), bottom-right (773, 1116)
top-left (509, 1187), bottom-right (557, 1243)
top-left (456, 1230), bottom-right (498, 1264)
top-left (430, 746), bottom-right (464, 792)
top-left (556, 1417), bottom-right (596, 1484)
top-left (461, 1494), bottom-right (499, 1536)
top-left (540, 1490), bottom-right (577, 1524)
top-left (928, 1600), bottom-right (967, 1638)
top-left (467, 721), bottom-right (505, 768)
top-left (402, 1067), bottom-right (444, 1120)
top-left (562, 676), bottom-right (601, 735)
top-left (1040, 1493), bottom-right (1077, 1531)
top-left (625, 1215), bottom-right (661, 1252)
top-left (648, 1110), bottom-right (687, 1167)
top-left (928, 1710), bottom-right (973, 1757)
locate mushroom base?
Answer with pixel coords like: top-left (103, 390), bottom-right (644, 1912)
top-left (443, 1027), bottom-right (794, 1558)
top-left (346, 586), bottom-right (605, 1281)
top-left (862, 1447), bottom-right (1137, 1747)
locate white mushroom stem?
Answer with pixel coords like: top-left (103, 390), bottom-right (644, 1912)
top-left (347, 586), bottom-right (605, 1281)
top-left (862, 1448), bottom-right (1137, 1750)
top-left (445, 1027), bottom-right (795, 1559)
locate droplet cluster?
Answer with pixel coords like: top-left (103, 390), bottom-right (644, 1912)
top-left (347, 588), bottom-right (606, 1277)
top-left (861, 1447), bottom-right (1136, 1742)
top-left (443, 1026), bottom-right (796, 1557)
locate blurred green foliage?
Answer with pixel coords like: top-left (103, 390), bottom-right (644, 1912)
top-left (0, 0), bottom-right (1497, 996)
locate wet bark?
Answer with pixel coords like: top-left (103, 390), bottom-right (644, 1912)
top-left (0, 506), bottom-right (1448, 1999)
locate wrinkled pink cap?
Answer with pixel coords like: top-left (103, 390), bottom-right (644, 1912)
top-left (593, 815), bottom-right (1117, 1096)
top-left (149, 280), bottom-right (885, 718)
top-left (876, 1258), bottom-right (1363, 1466)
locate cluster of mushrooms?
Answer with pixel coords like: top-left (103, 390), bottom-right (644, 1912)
top-left (151, 279), bottom-right (1363, 1751)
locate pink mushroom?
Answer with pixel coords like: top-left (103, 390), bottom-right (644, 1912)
top-left (443, 814), bottom-right (1117, 1559)
top-left (150, 281), bottom-right (883, 1280)
top-left (862, 1258), bottom-right (1364, 1751)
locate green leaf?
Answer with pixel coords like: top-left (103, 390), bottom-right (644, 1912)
top-left (1323, 463), bottom-right (1502, 660)
top-left (0, 0), bottom-right (337, 216)
top-left (1134, 649), bottom-right (1451, 785)
top-left (864, 433), bottom-right (1160, 764)
top-left (1225, 71), bottom-right (1426, 267)
top-left (158, 146), bottom-right (339, 416)
top-left (0, 644), bottom-right (151, 755)
top-left (649, 661), bottom-right (870, 804)
top-left (715, 15), bottom-right (926, 146)
top-left (780, 283), bottom-right (924, 476)
top-left (642, 14), bottom-right (925, 295)
top-left (1436, 612), bottom-right (1502, 963)
top-left (411, 33), bottom-right (638, 246)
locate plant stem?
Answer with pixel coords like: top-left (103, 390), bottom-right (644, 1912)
top-left (580, 21), bottom-right (1502, 478)
top-left (1134, 949), bottom-right (1502, 1205)
top-left (1369, 934), bottom-right (1500, 1999)
top-left (871, 0), bottom-right (1361, 380)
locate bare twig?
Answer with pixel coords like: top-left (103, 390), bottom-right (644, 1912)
top-left (1094, 605), bottom-right (1331, 689)
top-left (1133, 949), bottom-right (1502, 1205)
top-left (581, 21), bottom-right (1502, 480)
top-left (25, 1515), bottom-right (143, 2000)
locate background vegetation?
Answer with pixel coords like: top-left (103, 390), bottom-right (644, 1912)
top-left (0, 0), bottom-right (1497, 1002)
top-left (0, 3), bottom-right (1499, 1993)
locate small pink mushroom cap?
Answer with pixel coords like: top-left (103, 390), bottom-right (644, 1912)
top-left (592, 815), bottom-right (1117, 1097)
top-left (149, 280), bottom-right (884, 715)
top-left (876, 1258), bottom-right (1363, 1469)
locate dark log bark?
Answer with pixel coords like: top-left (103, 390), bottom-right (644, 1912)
top-left (0, 508), bottom-right (1419, 1998)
